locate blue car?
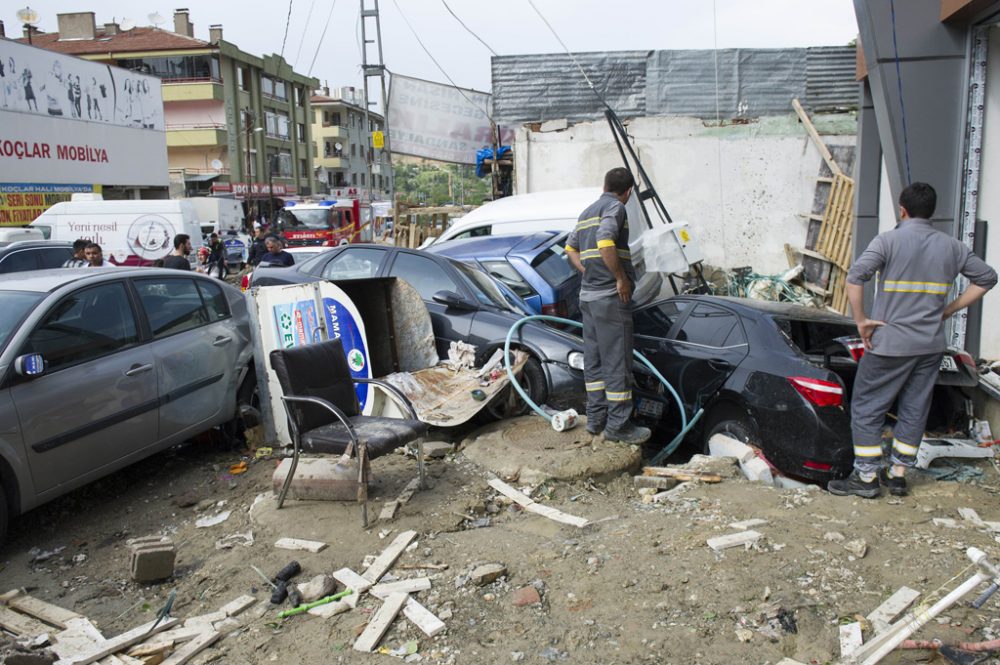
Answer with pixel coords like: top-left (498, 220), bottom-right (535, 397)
top-left (428, 231), bottom-right (581, 320)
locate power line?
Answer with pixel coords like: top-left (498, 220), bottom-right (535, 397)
top-left (440, 0), bottom-right (498, 57)
top-left (308, 0), bottom-right (339, 77)
top-left (293, 0), bottom-right (318, 67)
top-left (279, 0), bottom-right (295, 59)
top-left (388, 0), bottom-right (493, 123)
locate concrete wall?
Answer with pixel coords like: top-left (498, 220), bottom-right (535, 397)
top-left (514, 114), bottom-right (856, 274)
top-left (975, 25), bottom-right (1000, 359)
top-left (164, 100), bottom-right (226, 127)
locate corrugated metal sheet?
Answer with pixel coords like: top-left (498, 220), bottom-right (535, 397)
top-left (492, 46), bottom-right (857, 125)
top-left (806, 46), bottom-right (859, 111)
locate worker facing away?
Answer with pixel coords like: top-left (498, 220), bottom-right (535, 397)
top-left (565, 168), bottom-right (651, 446)
top-left (829, 182), bottom-right (997, 499)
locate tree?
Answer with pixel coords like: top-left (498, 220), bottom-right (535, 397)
top-left (392, 162), bottom-right (491, 206)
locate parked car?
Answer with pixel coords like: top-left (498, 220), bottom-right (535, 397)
top-left (240, 246), bottom-right (334, 291)
top-left (629, 295), bottom-right (978, 483)
top-left (250, 244), bottom-right (587, 418)
top-left (427, 231), bottom-right (582, 319)
top-left (0, 240), bottom-right (75, 274)
top-left (0, 268), bottom-right (256, 541)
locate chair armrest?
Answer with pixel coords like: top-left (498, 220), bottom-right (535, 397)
top-left (355, 378), bottom-right (419, 420)
top-left (280, 395), bottom-right (360, 452)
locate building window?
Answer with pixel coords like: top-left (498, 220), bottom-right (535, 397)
top-left (243, 149), bottom-right (257, 177)
top-left (297, 123), bottom-right (306, 142)
top-left (352, 173), bottom-right (357, 185)
top-left (332, 112), bottom-right (342, 126)
top-left (262, 77), bottom-right (288, 100)
top-left (295, 86), bottom-right (307, 107)
top-left (360, 173), bottom-right (366, 187)
top-left (237, 66), bottom-right (250, 91)
top-left (118, 55), bottom-right (220, 81)
top-left (265, 111), bottom-right (290, 140)
top-left (299, 158), bottom-right (307, 176)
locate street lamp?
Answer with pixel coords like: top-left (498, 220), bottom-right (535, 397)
top-left (17, 7), bottom-right (39, 44)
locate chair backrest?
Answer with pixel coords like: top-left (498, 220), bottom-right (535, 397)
top-left (269, 338), bottom-right (361, 432)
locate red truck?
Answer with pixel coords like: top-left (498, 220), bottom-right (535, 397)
top-left (276, 199), bottom-right (365, 247)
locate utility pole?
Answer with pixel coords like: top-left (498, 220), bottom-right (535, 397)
top-left (360, 0), bottom-right (394, 209)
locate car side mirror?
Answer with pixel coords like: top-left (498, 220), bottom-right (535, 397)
top-left (14, 353), bottom-right (45, 378)
top-left (432, 290), bottom-right (477, 311)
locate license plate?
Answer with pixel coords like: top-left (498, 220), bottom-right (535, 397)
top-left (940, 356), bottom-right (958, 373)
top-left (636, 398), bottom-right (664, 419)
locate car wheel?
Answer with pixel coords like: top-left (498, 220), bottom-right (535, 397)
top-left (702, 408), bottom-right (757, 454)
top-left (481, 357), bottom-right (548, 422)
top-left (224, 368), bottom-right (261, 444)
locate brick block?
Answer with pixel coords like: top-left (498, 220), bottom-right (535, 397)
top-left (127, 536), bottom-right (176, 583)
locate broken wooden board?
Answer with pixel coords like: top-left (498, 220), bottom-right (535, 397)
top-left (400, 597), bottom-right (446, 638)
top-left (52, 618), bottom-right (108, 660)
top-left (274, 537), bottom-right (328, 553)
top-left (642, 467), bottom-right (722, 483)
top-left (3, 592), bottom-right (82, 629)
top-left (378, 501), bottom-right (400, 522)
top-left (487, 477), bottom-right (589, 528)
top-left (0, 604), bottom-right (51, 636)
top-left (182, 611), bottom-right (226, 628)
top-left (866, 586), bottom-right (921, 634)
top-left (159, 630), bottom-right (219, 665)
top-left (839, 622), bottom-right (863, 658)
top-left (218, 595), bottom-right (256, 617)
top-left (958, 507), bottom-right (986, 527)
top-left (361, 531), bottom-right (418, 583)
top-left (307, 600), bottom-right (351, 619)
top-left (706, 530), bottom-right (762, 552)
top-left (353, 592), bottom-right (409, 653)
top-left (370, 577), bottom-right (431, 599)
top-left (730, 519), bottom-right (768, 530)
top-left (54, 618), bottom-right (180, 665)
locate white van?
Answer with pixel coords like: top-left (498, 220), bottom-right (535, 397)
top-left (188, 197), bottom-right (245, 234)
top-left (31, 197), bottom-right (204, 267)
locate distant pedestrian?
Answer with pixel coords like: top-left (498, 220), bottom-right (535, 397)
top-left (62, 239), bottom-right (89, 267)
top-left (84, 242), bottom-right (115, 267)
top-left (247, 223), bottom-right (269, 266)
top-left (259, 236), bottom-right (295, 267)
top-left (162, 234), bottom-right (192, 270)
top-left (207, 232), bottom-right (227, 279)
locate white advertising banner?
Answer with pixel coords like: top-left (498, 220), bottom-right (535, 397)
top-left (0, 39), bottom-right (167, 189)
top-left (387, 74), bottom-right (513, 165)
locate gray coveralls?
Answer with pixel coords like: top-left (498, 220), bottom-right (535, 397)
top-left (565, 192), bottom-right (637, 431)
top-left (846, 218), bottom-right (997, 475)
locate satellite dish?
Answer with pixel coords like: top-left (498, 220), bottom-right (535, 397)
top-left (148, 12), bottom-right (166, 26)
top-left (16, 7), bottom-right (40, 25)
top-left (210, 159), bottom-right (224, 170)
top-left (120, 18), bottom-right (136, 31)
top-left (334, 142), bottom-right (343, 152)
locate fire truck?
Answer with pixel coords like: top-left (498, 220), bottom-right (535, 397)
top-left (275, 199), bottom-right (370, 247)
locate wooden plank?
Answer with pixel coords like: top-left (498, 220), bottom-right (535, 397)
top-left (8, 595), bottom-right (81, 629)
top-left (487, 477), bottom-right (590, 528)
top-left (400, 597), bottom-right (445, 637)
top-left (273, 537), bottom-right (328, 553)
top-left (307, 600), bottom-right (351, 619)
top-left (642, 467), bottom-right (722, 483)
top-left (332, 567), bottom-right (373, 594)
top-left (151, 625), bottom-right (207, 645)
top-left (378, 501), bottom-right (400, 522)
top-left (792, 98), bottom-right (841, 176)
top-left (839, 622), bottom-right (863, 658)
top-left (0, 589), bottom-right (24, 602)
top-left (353, 592), bottom-right (409, 653)
top-left (730, 518), bottom-right (768, 530)
top-left (361, 531), bottom-right (418, 583)
top-left (866, 586), bottom-right (920, 634)
top-left (218, 595), bottom-right (256, 617)
top-left (182, 611), bottom-right (226, 627)
top-left (54, 618), bottom-right (180, 665)
top-left (370, 578), bottom-right (431, 599)
top-left (396, 478), bottom-right (421, 505)
top-left (706, 530), bottom-right (762, 552)
top-left (159, 631), bottom-right (220, 665)
top-left (0, 604), bottom-right (50, 636)
top-left (52, 619), bottom-right (107, 660)
top-left (127, 642), bottom-right (174, 658)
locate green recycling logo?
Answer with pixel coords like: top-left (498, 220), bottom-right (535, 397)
top-left (347, 349), bottom-right (365, 372)
top-left (279, 313), bottom-right (293, 330)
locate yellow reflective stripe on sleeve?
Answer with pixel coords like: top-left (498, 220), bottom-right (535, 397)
top-left (617, 249), bottom-right (631, 259)
top-left (892, 438), bottom-right (919, 456)
top-left (596, 239), bottom-right (616, 249)
top-left (565, 245), bottom-right (577, 253)
top-left (575, 216), bottom-right (600, 231)
top-left (884, 280), bottom-right (949, 294)
top-left (606, 390), bottom-right (632, 401)
top-left (585, 381), bottom-right (606, 392)
top-left (580, 249), bottom-right (602, 261)
top-left (854, 445), bottom-right (883, 457)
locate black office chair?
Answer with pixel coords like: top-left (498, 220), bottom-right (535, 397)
top-left (269, 338), bottom-right (427, 526)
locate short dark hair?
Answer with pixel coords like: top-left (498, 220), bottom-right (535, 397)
top-left (85, 242), bottom-right (101, 251)
top-left (603, 167), bottom-right (635, 196)
top-left (72, 238), bottom-right (89, 252)
top-left (899, 182), bottom-right (936, 219)
top-left (173, 233), bottom-right (190, 249)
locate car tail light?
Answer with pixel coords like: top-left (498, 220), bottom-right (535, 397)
top-left (241, 273), bottom-right (251, 291)
top-left (844, 341), bottom-right (865, 362)
top-left (956, 350), bottom-right (976, 368)
top-left (803, 460), bottom-right (833, 471)
top-left (788, 376), bottom-right (843, 408)
top-left (541, 301), bottom-right (569, 318)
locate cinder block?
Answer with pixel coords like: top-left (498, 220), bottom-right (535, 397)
top-left (739, 457), bottom-right (774, 485)
top-left (272, 457), bottom-right (361, 501)
top-left (128, 536), bottom-right (176, 583)
top-left (708, 434), bottom-right (756, 464)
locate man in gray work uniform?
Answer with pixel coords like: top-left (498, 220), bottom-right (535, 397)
top-left (565, 168), bottom-right (651, 445)
top-left (829, 182), bottom-right (997, 498)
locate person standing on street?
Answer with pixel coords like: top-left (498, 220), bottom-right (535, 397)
top-left (247, 223), bottom-right (269, 266)
top-left (259, 236), bottom-right (295, 267)
top-left (207, 232), bottom-right (227, 278)
top-left (84, 243), bottom-right (115, 267)
top-left (829, 182), bottom-right (997, 499)
top-left (62, 239), bottom-right (89, 267)
top-left (565, 167), bottom-right (650, 445)
top-left (162, 234), bottom-right (192, 270)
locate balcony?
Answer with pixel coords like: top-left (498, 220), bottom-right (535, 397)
top-left (316, 124), bottom-right (347, 140)
top-left (316, 155), bottom-right (347, 169)
top-left (166, 123), bottom-right (228, 147)
top-left (163, 80), bottom-right (225, 102)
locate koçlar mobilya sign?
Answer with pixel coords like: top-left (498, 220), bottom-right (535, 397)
top-left (0, 39), bottom-right (168, 188)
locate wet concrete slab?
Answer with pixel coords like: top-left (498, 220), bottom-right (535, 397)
top-left (460, 415), bottom-right (643, 484)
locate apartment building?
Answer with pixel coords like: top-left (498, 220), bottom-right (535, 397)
top-left (311, 86), bottom-right (388, 199)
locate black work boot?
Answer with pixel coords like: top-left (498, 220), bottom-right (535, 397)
top-left (879, 468), bottom-right (908, 497)
top-left (603, 423), bottom-right (652, 445)
top-left (585, 417), bottom-right (606, 436)
top-left (828, 471), bottom-right (881, 499)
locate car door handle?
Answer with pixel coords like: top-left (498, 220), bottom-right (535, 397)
top-left (708, 358), bottom-right (732, 371)
top-left (212, 336), bottom-right (232, 347)
top-left (124, 363), bottom-right (154, 377)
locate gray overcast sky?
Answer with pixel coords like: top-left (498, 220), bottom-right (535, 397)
top-left (7, 1), bottom-right (858, 96)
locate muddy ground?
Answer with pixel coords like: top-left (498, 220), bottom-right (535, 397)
top-left (2, 421), bottom-right (1000, 665)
